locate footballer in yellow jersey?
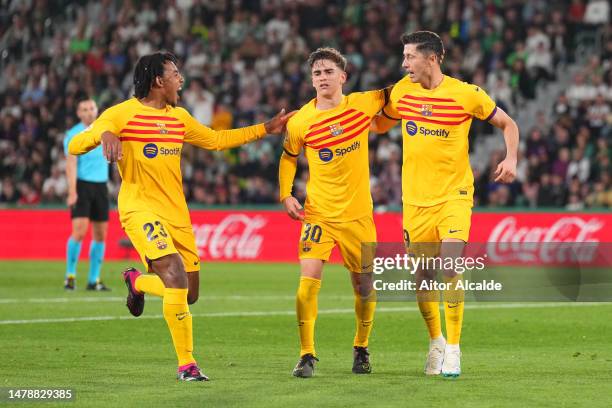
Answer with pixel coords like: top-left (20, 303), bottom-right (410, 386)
top-left (279, 48), bottom-right (388, 377)
top-left (373, 32), bottom-right (519, 378)
top-left (69, 52), bottom-right (293, 381)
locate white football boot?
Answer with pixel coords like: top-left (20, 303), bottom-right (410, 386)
top-left (424, 336), bottom-right (446, 375)
top-left (441, 344), bottom-right (461, 378)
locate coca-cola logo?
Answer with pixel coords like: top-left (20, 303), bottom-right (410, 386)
top-left (486, 216), bottom-right (604, 264)
top-left (192, 214), bottom-right (267, 259)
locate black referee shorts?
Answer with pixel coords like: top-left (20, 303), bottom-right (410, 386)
top-left (71, 180), bottom-right (109, 222)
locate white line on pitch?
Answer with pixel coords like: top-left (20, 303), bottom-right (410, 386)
top-left (0, 295), bottom-right (356, 304)
top-left (0, 302), bottom-right (609, 325)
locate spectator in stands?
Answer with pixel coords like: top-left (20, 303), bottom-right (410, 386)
top-left (0, 178), bottom-right (19, 204)
top-left (182, 78), bottom-right (215, 126)
top-left (0, 0), bottom-right (609, 210)
top-left (587, 94), bottom-right (611, 136)
top-left (566, 73), bottom-right (597, 106)
top-left (552, 147), bottom-right (571, 180)
top-left (567, 148), bottom-right (591, 182)
top-left (41, 164), bottom-right (68, 203)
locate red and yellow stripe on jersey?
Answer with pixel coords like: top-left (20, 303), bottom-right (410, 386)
top-left (282, 90), bottom-right (387, 222)
top-left (68, 97), bottom-right (266, 227)
top-left (384, 75), bottom-right (497, 207)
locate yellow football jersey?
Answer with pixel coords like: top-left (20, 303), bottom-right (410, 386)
top-left (384, 75), bottom-right (497, 207)
top-left (283, 90), bottom-right (387, 222)
top-left (68, 97), bottom-right (266, 227)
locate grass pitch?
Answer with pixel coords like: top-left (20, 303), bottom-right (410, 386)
top-left (0, 260), bottom-right (611, 407)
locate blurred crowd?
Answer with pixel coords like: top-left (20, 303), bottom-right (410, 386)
top-left (0, 0), bottom-right (610, 209)
top-left (474, 30), bottom-right (612, 209)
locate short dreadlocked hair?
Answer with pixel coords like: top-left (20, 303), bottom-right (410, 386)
top-left (133, 52), bottom-right (178, 98)
top-left (400, 31), bottom-right (445, 64)
top-left (307, 47), bottom-right (347, 71)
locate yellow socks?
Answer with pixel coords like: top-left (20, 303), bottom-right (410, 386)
top-left (353, 291), bottom-right (376, 348)
top-left (296, 277), bottom-right (321, 356)
top-left (163, 288), bottom-right (195, 367)
top-left (296, 276), bottom-right (375, 353)
top-left (417, 289), bottom-right (442, 339)
top-left (135, 274), bottom-right (165, 297)
top-left (417, 277), bottom-right (465, 344)
top-left (443, 275), bottom-right (465, 345)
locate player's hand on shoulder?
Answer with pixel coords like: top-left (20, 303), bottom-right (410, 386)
top-left (67, 190), bottom-right (78, 207)
top-left (264, 109), bottom-right (298, 135)
top-left (282, 196), bottom-right (304, 221)
top-left (494, 156), bottom-right (517, 183)
top-left (101, 131), bottom-right (123, 162)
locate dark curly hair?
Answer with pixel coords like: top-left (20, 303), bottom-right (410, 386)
top-left (133, 52), bottom-right (178, 98)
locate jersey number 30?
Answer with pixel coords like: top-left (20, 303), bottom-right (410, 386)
top-left (302, 223), bottom-right (322, 243)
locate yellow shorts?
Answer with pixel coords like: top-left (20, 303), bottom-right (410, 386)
top-left (298, 215), bottom-right (376, 273)
top-left (121, 211), bottom-right (200, 273)
top-left (403, 200), bottom-right (472, 256)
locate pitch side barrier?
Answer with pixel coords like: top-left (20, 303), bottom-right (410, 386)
top-left (1, 209), bottom-right (611, 271)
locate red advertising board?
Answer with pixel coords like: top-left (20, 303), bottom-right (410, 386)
top-left (0, 209), bottom-right (610, 264)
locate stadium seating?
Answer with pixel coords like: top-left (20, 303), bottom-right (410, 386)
top-left (0, 1), bottom-right (609, 209)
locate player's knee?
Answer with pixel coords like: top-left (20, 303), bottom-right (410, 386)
top-left (71, 231), bottom-right (86, 241)
top-left (92, 222), bottom-right (108, 241)
top-left (167, 262), bottom-right (187, 287)
top-left (352, 272), bottom-right (373, 298)
top-left (92, 231), bottom-right (107, 242)
top-left (187, 292), bottom-right (199, 304)
top-left (300, 260), bottom-right (323, 279)
top-left (152, 255), bottom-right (187, 288)
top-left (356, 285), bottom-right (373, 298)
top-left (416, 268), bottom-right (435, 280)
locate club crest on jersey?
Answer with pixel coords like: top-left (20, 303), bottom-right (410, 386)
top-left (329, 123), bottom-right (344, 136)
top-left (156, 239), bottom-right (168, 250)
top-left (421, 104), bottom-right (433, 116)
top-left (302, 240), bottom-right (312, 252)
top-left (156, 123), bottom-right (168, 134)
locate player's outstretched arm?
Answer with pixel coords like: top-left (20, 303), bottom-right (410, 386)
top-left (264, 109), bottom-right (296, 134)
top-left (68, 110), bottom-right (120, 159)
top-left (489, 108), bottom-right (519, 183)
top-left (100, 131), bottom-right (123, 162)
top-left (279, 151), bottom-right (304, 221)
top-left (183, 109), bottom-right (295, 151)
top-left (67, 126), bottom-right (102, 155)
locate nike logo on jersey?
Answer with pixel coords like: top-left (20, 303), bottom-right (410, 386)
top-left (449, 229), bottom-right (462, 234)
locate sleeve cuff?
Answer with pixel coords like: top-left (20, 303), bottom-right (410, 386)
top-left (382, 108), bottom-right (400, 121)
top-left (484, 106), bottom-right (498, 121)
top-left (256, 123), bottom-right (267, 137)
top-left (283, 148), bottom-right (299, 157)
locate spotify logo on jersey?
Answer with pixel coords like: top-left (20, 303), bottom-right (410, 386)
top-left (319, 148), bottom-right (333, 162)
top-left (405, 121), bottom-right (418, 136)
top-left (143, 143), bottom-right (159, 158)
